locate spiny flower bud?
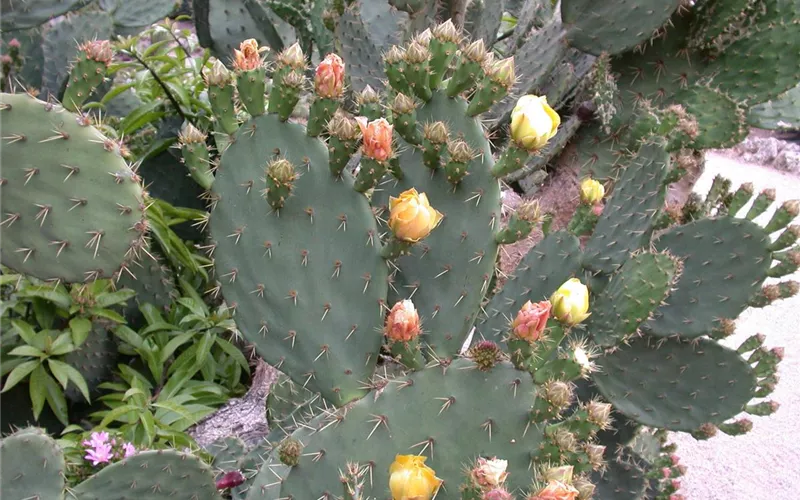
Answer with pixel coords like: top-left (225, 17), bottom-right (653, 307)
top-left (714, 318), bottom-right (736, 338)
top-left (511, 300), bottom-right (551, 342)
top-left (204, 58), bottom-right (231, 86)
top-left (483, 488), bottom-right (513, 500)
top-left (573, 477), bottom-right (596, 500)
top-left (761, 188), bottom-right (776, 201)
top-left (470, 457), bottom-right (509, 489)
top-left (178, 123), bottom-right (207, 144)
top-left (327, 110), bottom-right (361, 140)
top-left (489, 57), bottom-right (515, 87)
top-left (463, 39), bottom-right (488, 64)
top-left (579, 178), bottom-right (605, 205)
top-left (384, 300), bottom-right (421, 342)
top-left (356, 84), bottom-right (380, 105)
top-left (278, 438), bottom-right (303, 466)
top-left (517, 200), bottom-right (542, 223)
top-left (282, 70), bottom-right (305, 89)
top-left (763, 284), bottom-right (781, 301)
top-left (542, 465), bottom-right (573, 483)
top-left (357, 117), bottom-right (393, 161)
top-left (413, 28), bottom-right (433, 47)
top-left (583, 444), bottom-right (606, 470)
top-left (267, 158), bottom-right (297, 184)
top-left (468, 340), bottom-right (503, 371)
top-left (782, 199), bottom-right (800, 217)
top-left (586, 401), bottom-right (612, 429)
top-left (384, 45), bottom-right (406, 65)
top-left (315, 53), bottom-right (345, 98)
top-left (531, 480), bottom-right (580, 500)
top-left (543, 380), bottom-right (573, 409)
top-left (233, 39), bottom-right (265, 71)
top-left (447, 139), bottom-right (475, 164)
top-left (432, 19), bottom-right (461, 44)
top-left (392, 92), bottom-right (418, 115)
top-left (277, 42), bottom-right (305, 70)
top-left (79, 39), bottom-right (113, 64)
top-left (740, 182), bottom-right (754, 194)
top-left (423, 121), bottom-right (449, 144)
top-left (551, 428), bottom-right (577, 452)
top-left (404, 41), bottom-right (431, 64)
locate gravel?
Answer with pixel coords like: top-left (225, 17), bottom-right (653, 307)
top-left (668, 152), bottom-right (800, 499)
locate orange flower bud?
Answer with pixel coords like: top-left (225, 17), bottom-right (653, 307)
top-left (530, 480), bottom-right (579, 500)
top-left (385, 300), bottom-right (421, 342)
top-left (233, 39), bottom-right (265, 71)
top-left (315, 53), bottom-right (345, 98)
top-left (356, 117), bottom-right (393, 162)
top-left (511, 300), bottom-right (551, 342)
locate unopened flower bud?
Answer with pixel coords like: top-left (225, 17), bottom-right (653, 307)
top-left (483, 488), bottom-right (513, 500)
top-left (583, 444), bottom-right (606, 470)
top-left (579, 178), bottom-right (605, 205)
top-left (543, 465), bottom-right (573, 484)
top-left (762, 188), bottom-right (776, 201)
top-left (216, 470), bottom-right (246, 490)
top-left (413, 28), bottom-right (433, 47)
top-left (282, 70), bottom-right (305, 89)
top-left (278, 438), bottom-right (303, 466)
top-left (782, 199), bottom-right (800, 217)
top-left (671, 479), bottom-right (681, 490)
top-left (388, 188), bottom-right (444, 242)
top-left (489, 57), bottom-right (515, 87)
top-left (544, 380), bottom-right (573, 409)
top-left (463, 39), bottom-right (488, 64)
top-left (204, 58), bottom-right (231, 86)
top-left (662, 467), bottom-right (672, 478)
top-left (447, 139), bottom-right (475, 164)
top-left (384, 45), bottom-right (406, 64)
top-left (328, 110), bottom-right (361, 140)
top-left (511, 300), bottom-right (551, 342)
top-left (432, 19), bottom-right (460, 44)
top-left (404, 41), bottom-right (431, 64)
top-left (315, 53), bottom-right (345, 98)
top-left (357, 117), bottom-right (393, 161)
top-left (384, 300), bottom-right (421, 342)
top-left (532, 480), bottom-right (580, 500)
top-left (278, 42), bottom-right (305, 70)
top-left (178, 123), bottom-right (207, 144)
top-left (392, 92), bottom-right (418, 115)
top-left (267, 158), bottom-right (296, 184)
top-left (517, 200), bottom-right (542, 222)
top-left (586, 401), bottom-right (612, 428)
top-left (356, 85), bottom-right (380, 105)
top-left (389, 455), bottom-right (442, 500)
top-left (79, 40), bottom-right (113, 64)
top-left (551, 278), bottom-right (591, 325)
top-left (8, 38), bottom-right (20, 49)
top-left (423, 121), bottom-right (449, 144)
top-left (670, 455), bottom-right (680, 466)
top-left (511, 95), bottom-right (561, 151)
top-left (573, 477), bottom-right (595, 500)
top-left (468, 340), bottom-right (503, 371)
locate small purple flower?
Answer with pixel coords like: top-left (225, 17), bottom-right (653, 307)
top-left (122, 442), bottom-right (136, 458)
top-left (82, 431), bottom-right (110, 449)
top-left (85, 443), bottom-right (114, 466)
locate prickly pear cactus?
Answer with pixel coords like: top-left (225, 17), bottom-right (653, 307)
top-left (0, 93), bottom-right (148, 283)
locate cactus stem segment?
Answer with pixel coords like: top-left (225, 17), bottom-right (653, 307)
top-left (380, 236), bottom-right (413, 260)
top-left (491, 144), bottom-right (530, 178)
top-left (308, 97), bottom-right (340, 137)
top-left (389, 338), bottom-right (425, 370)
top-left (354, 158), bottom-right (389, 193)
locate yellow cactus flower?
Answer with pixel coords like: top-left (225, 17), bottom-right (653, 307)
top-left (579, 178), bottom-right (605, 205)
top-left (389, 455), bottom-right (442, 500)
top-left (550, 278), bottom-right (591, 326)
top-left (388, 188), bottom-right (444, 243)
top-left (510, 95), bottom-right (560, 151)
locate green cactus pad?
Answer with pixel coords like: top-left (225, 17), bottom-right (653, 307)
top-left (99, 0), bottom-right (180, 28)
top-left (208, 436), bottom-right (248, 472)
top-left (572, 122), bottom-right (628, 181)
top-left (591, 447), bottom-right (649, 500)
top-left (561, 0), bottom-right (682, 56)
top-left (41, 11), bottom-right (114, 97)
top-left (63, 320), bottom-right (118, 401)
top-left (195, 0), bottom-right (284, 60)
top-left (1, 0), bottom-right (91, 31)
top-left (675, 86), bottom-right (748, 149)
top-left (0, 93), bottom-right (147, 283)
top-left (249, 359), bottom-right (554, 497)
top-left (479, 231), bottom-right (582, 341)
top-left (209, 113), bottom-right (387, 406)
top-left (587, 252), bottom-right (680, 348)
top-left (116, 252), bottom-right (177, 324)
top-left (644, 217), bottom-right (772, 339)
top-left (592, 336), bottom-right (756, 431)
top-left (73, 450), bottom-right (222, 499)
top-left (582, 142), bottom-right (670, 274)
top-left (689, 0), bottom-right (753, 50)
top-left (335, 3), bottom-right (386, 91)
top-left (748, 83), bottom-right (800, 130)
top-left (266, 373), bottom-right (319, 428)
top-left (0, 427), bottom-right (66, 500)
top-left (373, 92), bottom-right (500, 357)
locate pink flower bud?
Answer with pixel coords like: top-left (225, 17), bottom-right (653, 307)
top-left (671, 479), bottom-right (681, 490)
top-left (511, 300), bottom-right (551, 342)
top-left (356, 117), bottom-right (393, 161)
top-left (592, 203), bottom-right (604, 216)
top-left (315, 53), bottom-right (345, 98)
top-left (384, 300), bottom-right (421, 342)
top-left (483, 487), bottom-right (513, 500)
top-left (670, 454), bottom-right (680, 466)
top-left (216, 470), bottom-right (246, 490)
top-left (8, 38), bottom-right (20, 48)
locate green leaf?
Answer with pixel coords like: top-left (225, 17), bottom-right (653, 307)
top-left (88, 308), bottom-right (126, 323)
top-left (112, 325), bottom-right (145, 349)
top-left (11, 319), bottom-right (38, 345)
top-left (47, 358), bottom-right (70, 389)
top-left (139, 322), bottom-right (177, 336)
top-left (95, 289), bottom-right (137, 308)
top-left (31, 298), bottom-right (57, 329)
top-left (215, 337), bottom-right (249, 372)
top-left (29, 364), bottom-right (48, 420)
top-left (151, 400), bottom-right (202, 427)
top-left (122, 387), bottom-right (147, 402)
top-left (69, 317), bottom-right (93, 346)
top-left (2, 360), bottom-right (39, 392)
top-left (101, 82), bottom-right (136, 104)
top-left (8, 345), bottom-right (46, 358)
top-left (49, 332), bottom-right (76, 356)
top-left (17, 286), bottom-right (71, 309)
top-left (0, 273), bottom-right (22, 285)
top-left (42, 369), bottom-right (69, 426)
top-left (98, 404), bottom-right (142, 428)
top-left (159, 331), bottom-right (196, 364)
top-left (140, 303), bottom-right (167, 326)
top-left (195, 331), bottom-right (214, 366)
top-left (48, 359), bottom-right (90, 402)
top-left (138, 411), bottom-right (157, 446)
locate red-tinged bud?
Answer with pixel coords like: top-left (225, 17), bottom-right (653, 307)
top-left (356, 117), bottom-right (393, 161)
top-left (315, 53), bottom-right (345, 98)
top-left (469, 457), bottom-right (509, 489)
top-left (771, 346), bottom-right (785, 361)
top-left (384, 300), bottom-right (421, 342)
top-left (671, 479), bottom-right (681, 490)
top-left (79, 40), bottom-right (113, 65)
top-left (510, 300), bottom-right (551, 342)
top-left (662, 467), bottom-right (672, 478)
top-left (483, 488), bottom-right (513, 500)
top-left (216, 470), bottom-right (246, 490)
top-left (670, 454), bottom-right (680, 466)
top-left (8, 38), bottom-right (20, 49)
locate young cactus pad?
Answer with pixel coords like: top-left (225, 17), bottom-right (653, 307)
top-left (0, 93), bottom-right (147, 283)
top-left (209, 114), bottom-right (388, 406)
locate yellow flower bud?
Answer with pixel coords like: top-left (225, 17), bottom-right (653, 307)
top-left (389, 454), bottom-right (442, 500)
top-left (579, 178), bottom-right (605, 205)
top-left (510, 95), bottom-right (560, 151)
top-left (550, 278), bottom-right (591, 325)
top-left (388, 188), bottom-right (444, 243)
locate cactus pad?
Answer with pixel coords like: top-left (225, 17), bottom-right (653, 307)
top-left (561, 0), bottom-right (682, 55)
top-left (479, 231), bottom-right (582, 341)
top-left (335, 3), bottom-right (385, 91)
top-left (374, 92), bottom-right (501, 357)
top-left (0, 427), bottom-right (66, 500)
top-left (1, 0), bottom-right (91, 30)
top-left (250, 359), bottom-right (555, 497)
top-left (63, 320), bottom-right (118, 401)
top-left (0, 93), bottom-right (147, 283)
top-left (73, 450), bottom-right (222, 499)
top-left (592, 336), bottom-right (756, 431)
top-left (587, 251), bottom-right (680, 348)
top-left (644, 217), bottom-right (771, 339)
top-left (748, 83), bottom-right (800, 130)
top-left (675, 86), bottom-right (748, 149)
top-left (581, 142), bottom-right (669, 274)
top-left (209, 113), bottom-right (387, 406)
